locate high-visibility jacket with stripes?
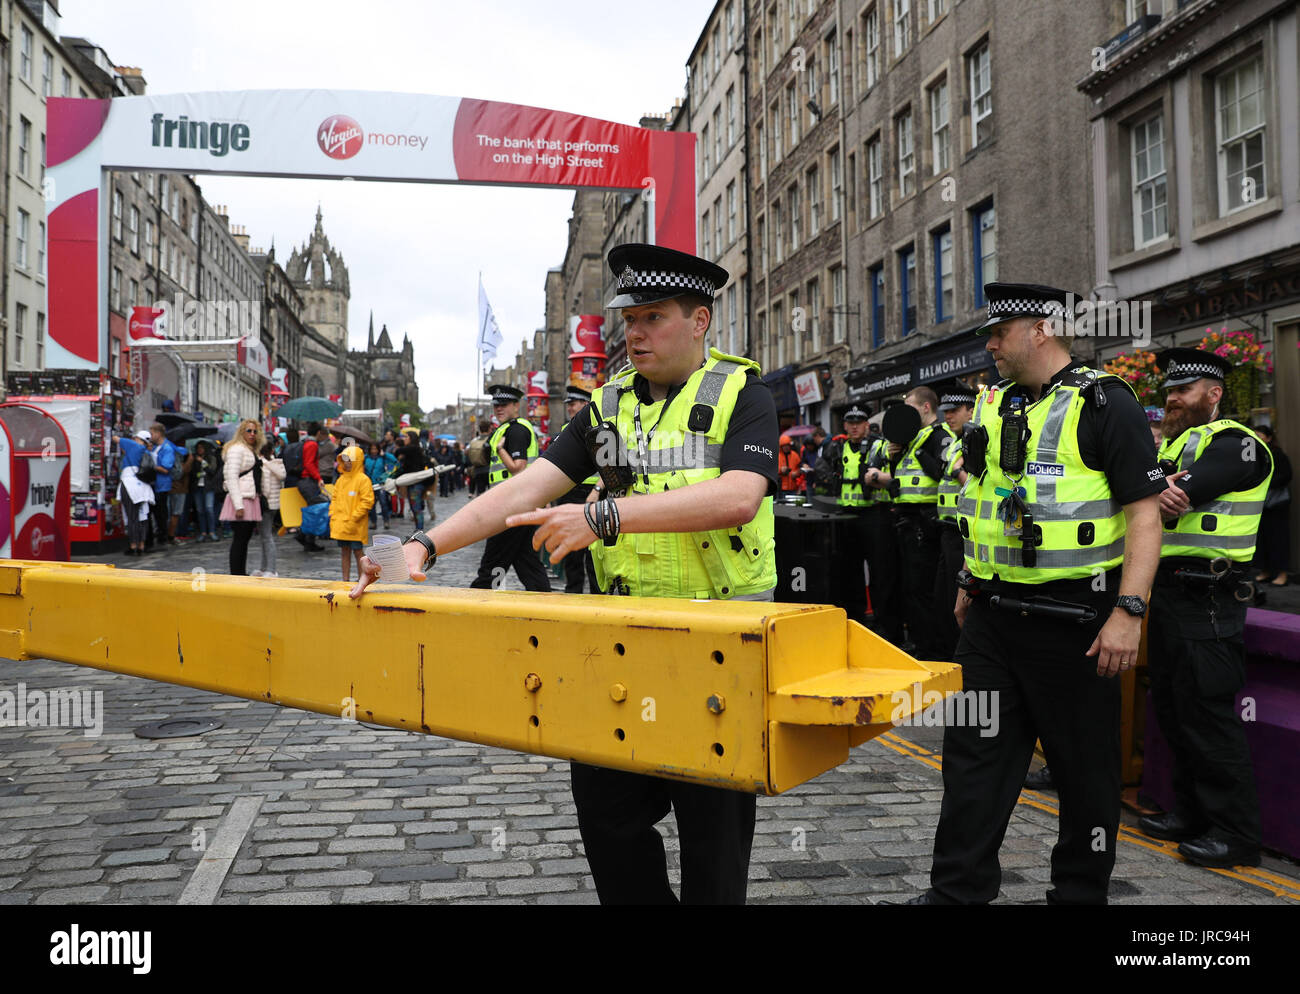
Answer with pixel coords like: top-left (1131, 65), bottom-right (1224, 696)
top-left (865, 438), bottom-right (894, 506)
top-left (835, 438), bottom-right (872, 507)
top-left (587, 348), bottom-right (777, 599)
top-left (1156, 419), bottom-right (1272, 562)
top-left (960, 369), bottom-right (1133, 582)
top-left (488, 417), bottom-right (539, 486)
top-left (936, 433), bottom-right (964, 522)
top-left (893, 423), bottom-right (952, 504)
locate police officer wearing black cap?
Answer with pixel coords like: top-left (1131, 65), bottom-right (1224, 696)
top-left (468, 383), bottom-right (553, 592)
top-left (932, 386), bottom-right (977, 660)
top-left (553, 384), bottom-right (600, 594)
top-left (906, 282), bottom-right (1165, 905)
top-left (1140, 347), bottom-right (1273, 868)
top-left (349, 242), bottom-right (780, 905)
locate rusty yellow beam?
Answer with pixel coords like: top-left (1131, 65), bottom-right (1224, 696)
top-left (0, 560), bottom-right (960, 794)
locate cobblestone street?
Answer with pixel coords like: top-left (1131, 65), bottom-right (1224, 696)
top-left (0, 488), bottom-right (1295, 906)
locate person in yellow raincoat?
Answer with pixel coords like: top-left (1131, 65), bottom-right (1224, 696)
top-left (329, 444), bottom-right (375, 582)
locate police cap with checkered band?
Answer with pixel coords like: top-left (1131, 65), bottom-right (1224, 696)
top-left (1156, 347), bottom-right (1234, 389)
top-left (606, 243), bottom-right (730, 309)
top-left (977, 282), bottom-right (1077, 334)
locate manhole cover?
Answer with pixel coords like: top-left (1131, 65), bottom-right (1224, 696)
top-left (134, 718), bottom-right (223, 740)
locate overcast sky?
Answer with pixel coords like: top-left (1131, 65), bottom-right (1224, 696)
top-left (61, 0), bottom-right (711, 409)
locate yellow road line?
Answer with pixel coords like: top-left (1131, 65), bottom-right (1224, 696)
top-left (871, 731), bottom-right (1300, 902)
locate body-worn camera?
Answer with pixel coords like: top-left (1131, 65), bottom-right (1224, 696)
top-left (586, 421), bottom-right (636, 496)
top-left (962, 421), bottom-right (988, 477)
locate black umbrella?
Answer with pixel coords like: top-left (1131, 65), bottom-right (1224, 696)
top-left (166, 422), bottom-right (218, 444)
top-left (157, 412), bottom-right (198, 429)
top-left (329, 424), bottom-right (374, 447)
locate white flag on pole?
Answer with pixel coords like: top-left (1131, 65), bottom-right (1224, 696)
top-left (477, 277), bottom-right (504, 364)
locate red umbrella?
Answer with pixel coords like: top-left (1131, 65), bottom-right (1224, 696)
top-left (784, 424), bottom-right (816, 438)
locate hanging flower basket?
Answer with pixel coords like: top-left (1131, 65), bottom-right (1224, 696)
top-left (1103, 350), bottom-right (1163, 406)
top-left (1197, 327), bottom-right (1272, 417)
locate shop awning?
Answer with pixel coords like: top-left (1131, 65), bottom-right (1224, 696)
top-left (130, 337), bottom-right (270, 378)
top-left (762, 364), bottom-right (798, 411)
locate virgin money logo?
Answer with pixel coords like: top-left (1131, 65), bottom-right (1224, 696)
top-left (318, 115), bottom-right (364, 160)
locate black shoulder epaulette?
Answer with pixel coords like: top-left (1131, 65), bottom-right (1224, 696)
top-left (1057, 367), bottom-right (1115, 408)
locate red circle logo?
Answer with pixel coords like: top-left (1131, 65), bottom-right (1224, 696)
top-left (318, 115), bottom-right (364, 160)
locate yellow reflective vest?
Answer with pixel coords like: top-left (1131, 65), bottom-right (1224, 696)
top-left (893, 423), bottom-right (951, 505)
top-left (1156, 419), bottom-right (1272, 562)
top-left (587, 348), bottom-right (777, 599)
top-left (835, 437), bottom-right (872, 507)
top-left (488, 418), bottom-right (539, 486)
top-left (960, 369), bottom-right (1132, 582)
top-left (936, 433), bottom-right (964, 522)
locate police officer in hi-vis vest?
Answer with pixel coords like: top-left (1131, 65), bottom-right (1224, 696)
top-left (932, 387), bottom-right (977, 660)
top-left (467, 384), bottom-right (552, 592)
top-left (867, 387), bottom-right (953, 659)
top-left (905, 283), bottom-right (1164, 905)
top-left (554, 385), bottom-right (600, 595)
top-left (827, 405), bottom-right (899, 636)
top-left (349, 243), bottom-right (780, 905)
top-left (1139, 348), bottom-right (1273, 869)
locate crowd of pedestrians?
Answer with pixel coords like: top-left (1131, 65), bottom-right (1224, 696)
top-left (114, 420), bottom-right (476, 581)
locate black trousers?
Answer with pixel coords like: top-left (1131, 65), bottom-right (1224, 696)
top-left (930, 591), bottom-right (1119, 904)
top-left (470, 525), bottom-right (553, 592)
top-left (931, 522), bottom-right (965, 661)
top-left (228, 521), bottom-right (257, 576)
top-left (570, 761), bottom-right (756, 904)
top-left (896, 509), bottom-right (942, 659)
top-left (863, 506), bottom-right (903, 645)
top-left (563, 548), bottom-right (599, 594)
top-left (1147, 574), bottom-right (1260, 847)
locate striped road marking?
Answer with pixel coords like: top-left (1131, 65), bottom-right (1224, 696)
top-left (872, 731), bottom-right (1300, 903)
top-left (177, 794), bottom-right (265, 905)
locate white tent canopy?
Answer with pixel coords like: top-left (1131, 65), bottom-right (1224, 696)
top-left (340, 409), bottom-right (383, 421)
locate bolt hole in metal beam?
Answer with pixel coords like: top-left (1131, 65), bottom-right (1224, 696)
top-left (615, 727), bottom-right (626, 741)
top-left (529, 715), bottom-right (540, 727)
top-left (529, 635), bottom-right (539, 648)
top-left (712, 650), bottom-right (724, 664)
top-left (712, 742), bottom-right (725, 756)
top-left (614, 642), bottom-right (625, 656)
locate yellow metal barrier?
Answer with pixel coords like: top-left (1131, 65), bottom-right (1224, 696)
top-left (0, 559), bottom-right (960, 795)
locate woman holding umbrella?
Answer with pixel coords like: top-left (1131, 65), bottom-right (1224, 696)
top-left (220, 419), bottom-right (265, 575)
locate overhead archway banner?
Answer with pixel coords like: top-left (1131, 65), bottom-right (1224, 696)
top-left (47, 90), bottom-right (697, 369)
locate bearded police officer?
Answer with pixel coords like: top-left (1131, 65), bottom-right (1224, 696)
top-left (554, 385), bottom-right (600, 594)
top-left (350, 243), bottom-right (779, 905)
top-left (1139, 348), bottom-right (1273, 868)
top-left (932, 387), bottom-right (977, 660)
top-left (469, 384), bottom-right (553, 592)
top-left (906, 283), bottom-right (1164, 905)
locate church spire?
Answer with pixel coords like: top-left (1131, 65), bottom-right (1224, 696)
top-left (367, 310), bottom-right (375, 349)
top-left (314, 203), bottom-right (324, 237)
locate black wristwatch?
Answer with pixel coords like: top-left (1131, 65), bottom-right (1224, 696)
top-left (1115, 595), bottom-right (1147, 618)
top-left (405, 530), bottom-right (437, 570)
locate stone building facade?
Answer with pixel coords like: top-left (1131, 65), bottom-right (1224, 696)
top-left (1079, 0), bottom-right (1300, 568)
top-left (688, 1), bottom-right (750, 361)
